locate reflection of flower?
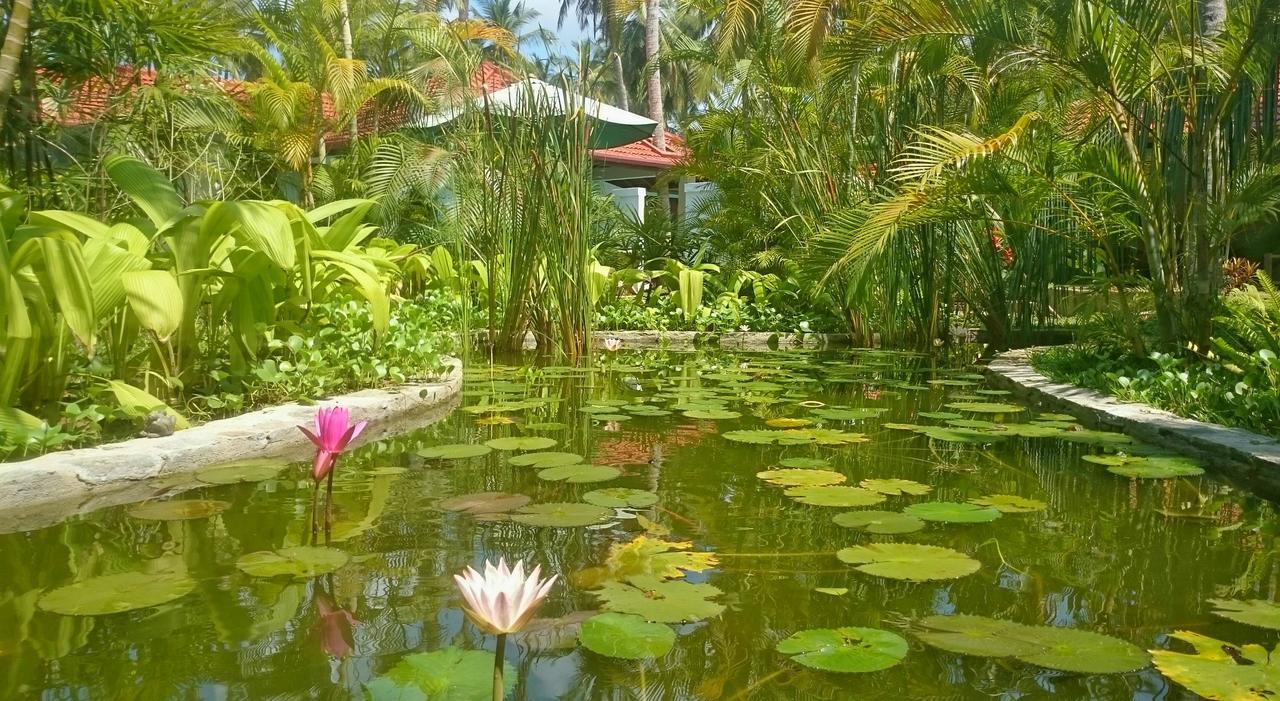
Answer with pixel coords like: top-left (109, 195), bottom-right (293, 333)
top-left (298, 406), bottom-right (368, 482)
top-left (314, 592), bottom-right (358, 658)
top-left (603, 421), bottom-right (621, 432)
top-left (454, 558), bottom-right (557, 635)
top-left (602, 338), bottom-right (623, 352)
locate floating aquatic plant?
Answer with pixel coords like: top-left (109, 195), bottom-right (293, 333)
top-left (776, 627), bottom-right (909, 673)
top-left (837, 543), bottom-right (981, 581)
top-left (915, 614), bottom-right (1150, 674)
top-left (454, 559), bottom-right (557, 701)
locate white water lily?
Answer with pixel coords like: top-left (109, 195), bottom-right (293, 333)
top-left (602, 337), bottom-right (623, 352)
top-left (454, 558), bottom-right (557, 634)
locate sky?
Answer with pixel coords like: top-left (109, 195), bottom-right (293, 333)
top-left (446, 0), bottom-right (593, 58)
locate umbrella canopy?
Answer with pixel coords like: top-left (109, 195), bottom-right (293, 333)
top-left (414, 77), bottom-right (657, 149)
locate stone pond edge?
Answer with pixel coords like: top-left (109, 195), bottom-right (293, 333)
top-left (985, 348), bottom-right (1280, 496)
top-left (0, 358), bottom-right (463, 533)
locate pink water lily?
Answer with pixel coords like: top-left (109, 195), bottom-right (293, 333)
top-left (298, 406), bottom-right (367, 482)
top-left (454, 558), bottom-right (557, 635)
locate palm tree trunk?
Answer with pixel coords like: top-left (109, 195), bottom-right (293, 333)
top-left (612, 51), bottom-right (629, 112)
top-left (643, 0), bottom-right (665, 151)
top-left (457, 0), bottom-right (469, 21)
top-left (0, 0), bottom-right (33, 132)
top-left (338, 0), bottom-right (358, 143)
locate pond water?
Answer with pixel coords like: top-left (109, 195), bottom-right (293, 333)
top-left (2, 349), bottom-right (1278, 700)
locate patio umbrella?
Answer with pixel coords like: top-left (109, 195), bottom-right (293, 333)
top-left (414, 77), bottom-right (657, 149)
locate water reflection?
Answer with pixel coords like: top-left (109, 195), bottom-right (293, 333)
top-left (0, 349), bottom-right (1276, 699)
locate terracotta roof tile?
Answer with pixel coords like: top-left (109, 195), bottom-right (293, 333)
top-left (592, 132), bottom-right (687, 169)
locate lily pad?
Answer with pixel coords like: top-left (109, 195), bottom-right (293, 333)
top-left (723, 429), bottom-right (817, 445)
top-left (578, 612), bottom-right (675, 660)
top-left (683, 409), bottom-right (742, 420)
top-left (236, 546), bottom-right (350, 579)
top-left (859, 478), bottom-right (932, 496)
top-left (945, 402), bottom-right (1024, 414)
top-left (786, 485), bottom-right (886, 507)
top-left (592, 575), bottom-right (725, 623)
top-left (766, 417), bottom-right (813, 428)
top-left (918, 411), bottom-right (963, 420)
top-left (583, 488), bottom-right (659, 508)
top-left (969, 494), bottom-right (1047, 513)
top-left (510, 503), bottom-right (613, 528)
top-left (837, 543), bottom-right (981, 581)
top-left (128, 500), bottom-right (230, 521)
top-left (537, 464), bottom-right (621, 483)
top-left (195, 459), bottom-right (287, 484)
top-left (776, 627), bottom-right (909, 674)
top-left (778, 457), bottom-right (830, 469)
top-left (756, 469), bottom-right (847, 487)
top-left (1084, 453), bottom-right (1205, 479)
top-left (912, 425), bottom-right (1006, 444)
top-left (364, 646), bottom-right (515, 701)
top-left (1057, 429), bottom-right (1134, 446)
top-left (815, 587), bottom-right (849, 596)
top-left (916, 614), bottom-right (1150, 674)
top-left (576, 536), bottom-right (717, 586)
top-left (438, 492), bottom-right (532, 515)
top-left (1151, 631), bottom-right (1280, 699)
top-left (417, 443), bottom-right (493, 460)
top-left (38, 570), bottom-right (197, 616)
top-left (832, 510), bottom-right (925, 534)
top-left (1037, 413), bottom-right (1077, 422)
top-left (1208, 599), bottom-right (1280, 630)
top-left (508, 451), bottom-right (583, 468)
top-left (484, 436), bottom-right (558, 451)
top-left (810, 408), bottom-right (886, 421)
top-left (904, 501), bottom-right (1002, 523)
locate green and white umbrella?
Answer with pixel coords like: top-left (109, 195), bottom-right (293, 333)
top-left (415, 77), bottom-right (657, 149)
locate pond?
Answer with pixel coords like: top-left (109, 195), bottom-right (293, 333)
top-left (1, 349), bottom-right (1277, 700)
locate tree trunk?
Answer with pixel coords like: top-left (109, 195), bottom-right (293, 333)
top-left (1199, 0), bottom-right (1226, 38)
top-left (457, 0), bottom-right (469, 21)
top-left (338, 0), bottom-right (358, 143)
top-left (612, 51), bottom-right (629, 112)
top-left (643, 0), bottom-right (665, 151)
top-left (0, 0), bottom-right (34, 132)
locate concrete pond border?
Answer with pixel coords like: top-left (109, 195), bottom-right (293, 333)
top-left (560, 330), bottom-right (854, 350)
top-left (985, 348), bottom-right (1280, 499)
top-left (0, 358), bottom-right (462, 534)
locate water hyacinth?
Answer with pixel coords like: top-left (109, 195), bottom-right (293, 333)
top-left (454, 558), bottom-right (557, 700)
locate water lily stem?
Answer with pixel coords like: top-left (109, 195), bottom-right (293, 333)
top-left (492, 633), bottom-right (507, 701)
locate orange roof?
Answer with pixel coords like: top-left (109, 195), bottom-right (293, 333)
top-left (592, 132), bottom-right (687, 170)
top-left (47, 62), bottom-right (683, 168)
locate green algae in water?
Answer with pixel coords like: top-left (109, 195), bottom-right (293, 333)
top-left (0, 348), bottom-right (1268, 700)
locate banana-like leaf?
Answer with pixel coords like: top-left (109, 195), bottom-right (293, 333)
top-left (677, 268), bottom-right (705, 318)
top-left (313, 249), bottom-right (390, 334)
top-left (203, 201), bottom-right (295, 270)
top-left (105, 380), bottom-right (189, 429)
top-left (83, 240), bottom-right (151, 318)
top-left (305, 198), bottom-right (375, 224)
top-left (0, 406), bottom-right (43, 437)
top-left (319, 202), bottom-right (375, 251)
top-left (122, 271), bottom-right (184, 341)
top-left (29, 210), bottom-right (112, 239)
top-left (105, 155), bottom-right (184, 228)
top-left (36, 237), bottom-right (97, 354)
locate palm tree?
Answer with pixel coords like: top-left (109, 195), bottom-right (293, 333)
top-left (0, 0), bottom-right (32, 130)
top-left (476, 0), bottom-right (555, 54)
top-left (643, 0), bottom-right (665, 149)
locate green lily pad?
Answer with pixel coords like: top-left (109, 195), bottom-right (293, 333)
top-left (815, 587), bottom-right (849, 596)
top-left (912, 425), bottom-right (1006, 444)
top-left (945, 402), bottom-right (1024, 414)
top-left (991, 423), bottom-right (1066, 438)
top-left (837, 543), bottom-right (980, 581)
top-left (1084, 453), bottom-right (1205, 478)
top-left (583, 488), bottom-right (659, 508)
top-left (37, 570), bottom-right (197, 616)
top-left (859, 478), bottom-right (932, 496)
top-left (484, 436), bottom-right (558, 451)
top-left (1037, 413), bottom-right (1077, 422)
top-left (810, 408), bottom-right (886, 421)
top-left (904, 501), bottom-right (1002, 523)
top-left (578, 612), bottom-right (675, 660)
top-left (593, 414), bottom-right (632, 421)
top-left (592, 575), bottom-right (725, 623)
top-left (537, 464), bottom-right (621, 483)
top-left (786, 486), bottom-right (886, 507)
top-left (757, 469), bottom-right (846, 487)
top-left (510, 503), bottom-right (613, 528)
top-left (236, 546), bottom-right (350, 579)
top-left (1152, 631), bottom-right (1280, 698)
top-left (1057, 429), bottom-right (1134, 446)
top-left (802, 428), bottom-right (871, 445)
top-left (364, 646), bottom-right (515, 701)
top-left (194, 459), bottom-right (287, 484)
top-left (778, 457), bottom-right (830, 469)
top-left (417, 443), bottom-right (493, 460)
top-left (947, 418), bottom-right (999, 429)
top-left (438, 492), bottom-right (532, 514)
top-left (128, 500), bottom-right (230, 521)
top-left (723, 429), bottom-right (818, 445)
top-left (1208, 599), bottom-right (1280, 630)
top-left (832, 510), bottom-right (925, 534)
top-left (683, 409), bottom-right (742, 420)
top-left (915, 615), bottom-right (1150, 674)
top-left (508, 451), bottom-right (583, 468)
top-left (918, 411), bottom-right (963, 420)
top-left (776, 627), bottom-right (909, 674)
top-left (969, 494), bottom-right (1047, 513)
